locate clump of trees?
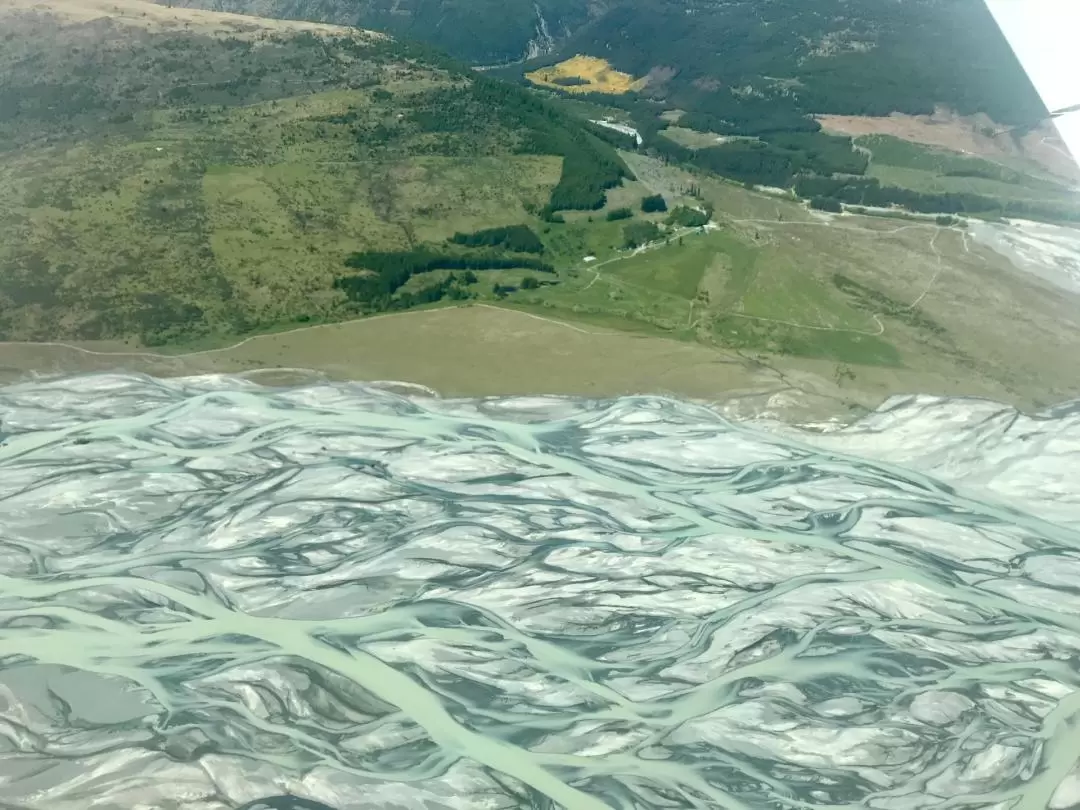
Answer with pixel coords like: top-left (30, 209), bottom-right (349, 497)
top-left (641, 194), bottom-right (667, 213)
top-left (450, 224), bottom-right (544, 253)
top-left (678, 88), bottom-right (818, 138)
top-left (622, 221), bottom-right (662, 249)
top-left (765, 131), bottom-right (870, 176)
top-left (809, 196), bottom-right (843, 213)
top-left (647, 117), bottom-right (1080, 222)
top-left (667, 206), bottom-right (711, 228)
top-left (606, 207), bottom-right (633, 221)
top-left (394, 274), bottom-right (472, 309)
top-left (584, 122), bottom-right (640, 151)
top-left (335, 247), bottom-right (556, 310)
top-left (543, 143), bottom-right (631, 213)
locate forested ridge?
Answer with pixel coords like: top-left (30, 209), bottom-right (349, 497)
top-left (649, 131), bottom-right (868, 189)
top-left (517, 0), bottom-right (1046, 127)
top-left (158, 0), bottom-right (1045, 133)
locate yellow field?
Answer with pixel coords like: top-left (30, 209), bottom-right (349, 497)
top-left (526, 55), bottom-right (646, 95)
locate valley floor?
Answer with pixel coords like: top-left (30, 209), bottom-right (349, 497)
top-left (0, 304), bottom-right (971, 425)
top-left (4, 150), bottom-right (1080, 423)
top-left (0, 280), bottom-right (1071, 425)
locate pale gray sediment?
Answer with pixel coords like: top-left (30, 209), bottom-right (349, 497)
top-left (1, 373), bottom-right (1079, 809)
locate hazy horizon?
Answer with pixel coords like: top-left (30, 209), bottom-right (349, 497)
top-left (986, 0), bottom-right (1080, 161)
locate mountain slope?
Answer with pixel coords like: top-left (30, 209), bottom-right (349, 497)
top-left (5, 0), bottom-right (1080, 416)
top-left (153, 0), bottom-right (605, 65)
top-left (538, 0), bottom-right (1046, 126)
top-left (0, 0), bottom-right (629, 344)
top-left (151, 0), bottom-right (1048, 128)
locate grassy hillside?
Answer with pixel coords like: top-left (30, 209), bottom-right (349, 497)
top-left (857, 135), bottom-right (1075, 201)
top-left (0, 0), bottom-right (630, 345)
top-left (497, 154), bottom-right (1080, 409)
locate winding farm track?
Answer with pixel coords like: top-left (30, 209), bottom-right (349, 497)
top-left (582, 213), bottom-right (955, 338)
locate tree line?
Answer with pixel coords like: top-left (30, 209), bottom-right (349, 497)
top-left (652, 130), bottom-right (869, 188)
top-left (450, 224), bottom-right (545, 253)
top-left (622, 221), bottom-right (661, 249)
top-left (584, 122), bottom-right (640, 151)
top-left (667, 206), bottom-right (711, 228)
top-left (795, 175), bottom-right (1080, 221)
top-left (335, 248), bottom-right (556, 309)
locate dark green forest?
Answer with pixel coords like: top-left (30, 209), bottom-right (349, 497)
top-left (450, 225), bottom-right (545, 253)
top-left (641, 194), bottom-right (667, 213)
top-left (809, 197), bottom-right (844, 213)
top-left (622, 221), bottom-right (662, 249)
top-left (534, 88), bottom-right (877, 193)
top-left (652, 134), bottom-right (868, 189)
top-left (516, 0), bottom-right (1046, 127)
top-left (794, 176), bottom-right (1080, 222)
top-left (584, 121), bottom-right (640, 151)
top-left (335, 248), bottom-right (556, 311)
